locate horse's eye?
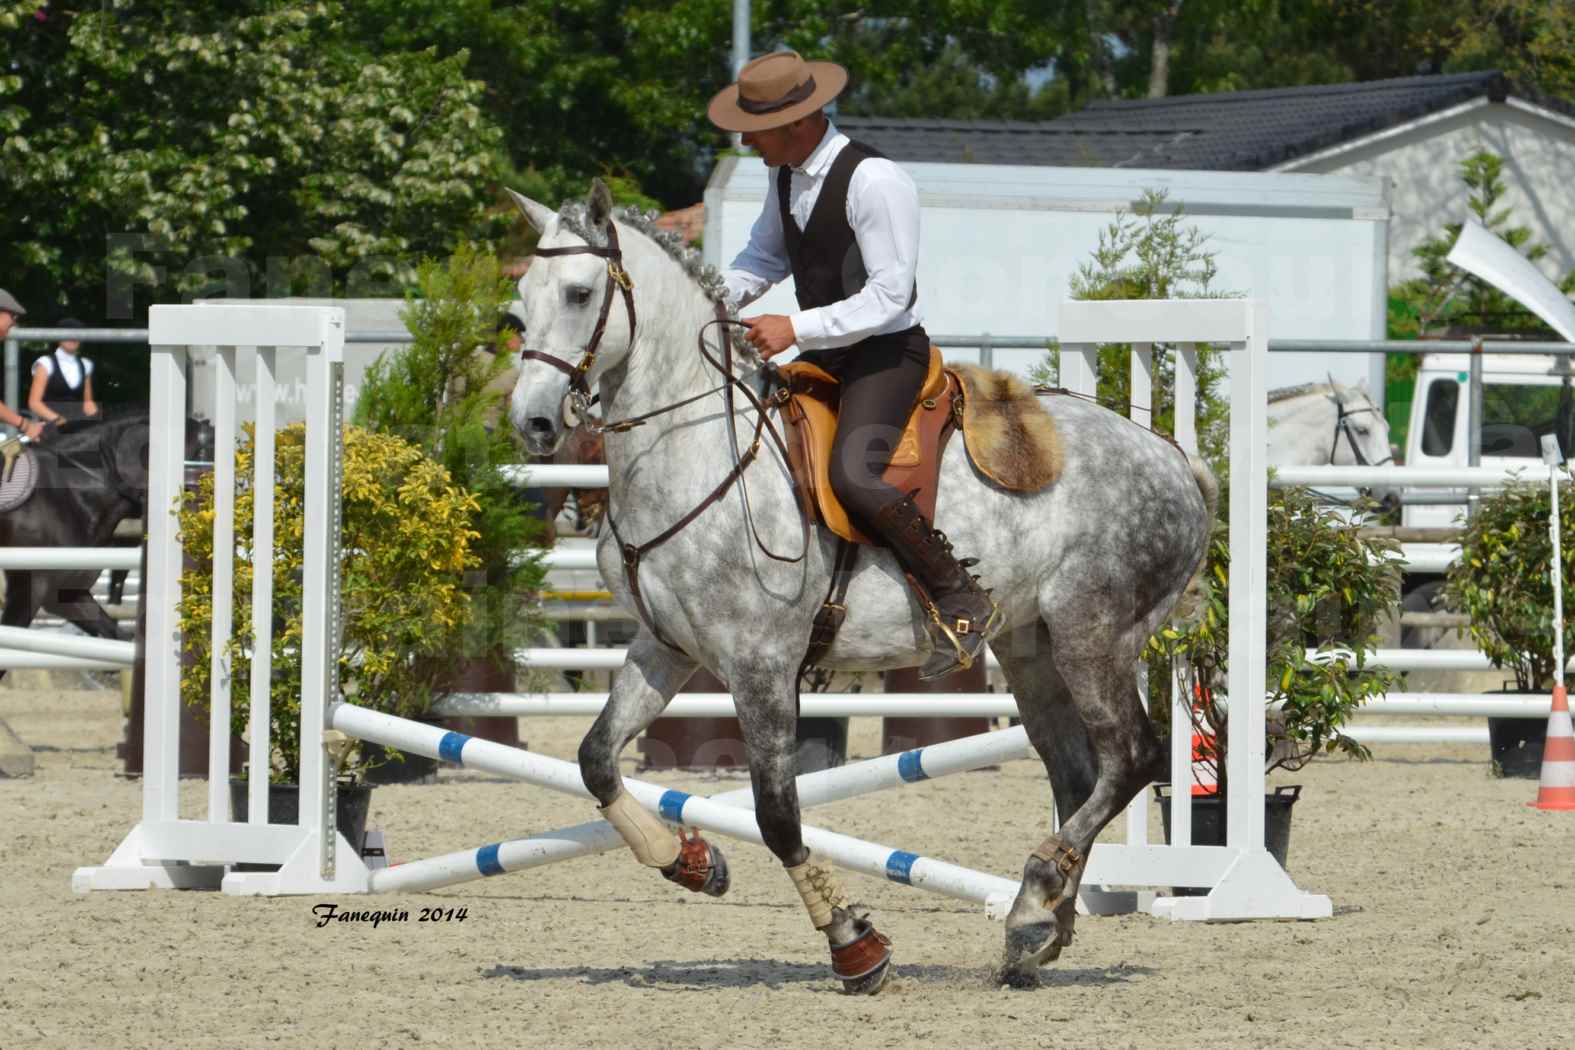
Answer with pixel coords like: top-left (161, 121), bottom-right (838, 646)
top-left (1354, 425), bottom-right (1370, 436)
top-left (567, 286), bottom-right (593, 306)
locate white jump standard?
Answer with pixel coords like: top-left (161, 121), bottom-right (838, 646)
top-left (74, 298), bottom-right (1333, 997)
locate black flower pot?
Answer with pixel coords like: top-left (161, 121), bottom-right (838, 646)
top-left (1487, 716), bottom-right (1548, 778)
top-left (229, 779), bottom-right (374, 871)
top-left (1155, 784), bottom-right (1301, 896)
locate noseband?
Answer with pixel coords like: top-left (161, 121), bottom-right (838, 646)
top-left (521, 220), bottom-right (636, 416)
top-left (1330, 397), bottom-right (1393, 467)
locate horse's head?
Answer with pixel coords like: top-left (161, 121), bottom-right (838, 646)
top-left (505, 179), bottom-right (633, 456)
top-left (1326, 381), bottom-right (1400, 511)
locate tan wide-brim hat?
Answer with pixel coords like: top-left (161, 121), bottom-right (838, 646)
top-left (708, 51), bottom-right (848, 133)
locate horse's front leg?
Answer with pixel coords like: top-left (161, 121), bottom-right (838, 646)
top-left (577, 632), bottom-right (729, 897)
top-left (729, 662), bottom-right (895, 996)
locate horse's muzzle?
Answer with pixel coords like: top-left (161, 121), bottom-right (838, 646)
top-left (521, 416), bottom-right (561, 456)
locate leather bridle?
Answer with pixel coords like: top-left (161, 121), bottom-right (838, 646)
top-left (522, 221), bottom-right (636, 421)
top-left (525, 222), bottom-right (809, 652)
top-left (1329, 396), bottom-right (1392, 467)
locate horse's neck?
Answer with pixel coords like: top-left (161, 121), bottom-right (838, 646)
top-left (1267, 393), bottom-right (1336, 466)
top-left (596, 267), bottom-right (744, 509)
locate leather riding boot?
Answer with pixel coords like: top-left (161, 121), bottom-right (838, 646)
top-left (870, 492), bottom-right (1002, 680)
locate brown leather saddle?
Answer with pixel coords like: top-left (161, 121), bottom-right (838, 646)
top-left (776, 346), bottom-right (962, 544)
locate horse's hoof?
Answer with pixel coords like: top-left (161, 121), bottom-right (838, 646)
top-left (662, 832), bottom-right (729, 897)
top-left (996, 964), bottom-right (1041, 991)
top-left (832, 923), bottom-right (893, 995)
top-left (1003, 919), bottom-right (1060, 971)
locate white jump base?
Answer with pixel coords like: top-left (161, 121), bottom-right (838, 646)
top-left (75, 300), bottom-right (1330, 924)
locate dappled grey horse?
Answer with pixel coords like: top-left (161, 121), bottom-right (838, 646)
top-left (506, 181), bottom-right (1215, 991)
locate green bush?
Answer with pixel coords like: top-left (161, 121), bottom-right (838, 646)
top-left (354, 244), bottom-right (549, 668)
top-left (1445, 476), bottom-right (1575, 691)
top-left (178, 424), bottom-right (479, 783)
top-left (1149, 486), bottom-right (1402, 795)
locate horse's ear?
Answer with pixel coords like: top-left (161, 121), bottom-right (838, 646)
top-left (505, 188), bottom-right (556, 234)
top-left (588, 178), bottom-right (614, 228)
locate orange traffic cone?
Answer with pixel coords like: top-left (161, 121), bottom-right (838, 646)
top-left (1529, 683), bottom-right (1575, 811)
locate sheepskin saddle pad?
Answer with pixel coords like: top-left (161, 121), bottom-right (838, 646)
top-left (949, 364), bottom-right (1063, 492)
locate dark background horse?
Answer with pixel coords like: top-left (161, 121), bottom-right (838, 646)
top-left (0, 413), bottom-right (208, 666)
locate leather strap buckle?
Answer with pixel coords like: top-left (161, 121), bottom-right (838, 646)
top-left (607, 260), bottom-right (633, 291)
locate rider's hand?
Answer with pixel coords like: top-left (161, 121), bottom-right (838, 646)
top-left (741, 314), bottom-right (797, 359)
top-left (21, 419), bottom-right (43, 441)
top-left (84, 400), bottom-right (100, 417)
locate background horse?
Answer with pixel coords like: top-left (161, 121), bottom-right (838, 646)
top-left (506, 181), bottom-right (1215, 991)
top-left (1267, 380), bottom-right (1400, 510)
top-left (0, 414), bottom-right (205, 672)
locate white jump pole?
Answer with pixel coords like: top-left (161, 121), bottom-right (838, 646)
top-left (332, 703), bottom-right (1022, 913)
top-left (0, 623), bottom-right (136, 664)
top-left (366, 723), bottom-right (1035, 896)
top-left (433, 692), bottom-right (1022, 719)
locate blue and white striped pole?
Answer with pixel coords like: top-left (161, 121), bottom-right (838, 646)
top-left (331, 703), bottom-right (1025, 914)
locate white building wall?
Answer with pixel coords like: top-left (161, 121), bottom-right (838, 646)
top-left (706, 157), bottom-right (1391, 392)
top-left (1284, 101), bottom-right (1575, 285)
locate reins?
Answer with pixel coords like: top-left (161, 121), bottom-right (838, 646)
top-left (526, 220), bottom-right (812, 651)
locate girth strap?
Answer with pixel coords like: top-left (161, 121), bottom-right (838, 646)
top-left (802, 537), bottom-right (858, 671)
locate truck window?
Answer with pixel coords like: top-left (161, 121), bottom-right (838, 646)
top-left (1421, 379), bottom-right (1458, 455)
top-left (1481, 383), bottom-right (1571, 458)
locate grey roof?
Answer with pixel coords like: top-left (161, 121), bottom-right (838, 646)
top-left (840, 71), bottom-right (1571, 171)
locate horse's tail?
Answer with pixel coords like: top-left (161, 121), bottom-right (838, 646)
top-left (1174, 452), bottom-right (1219, 623)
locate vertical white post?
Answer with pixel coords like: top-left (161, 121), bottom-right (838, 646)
top-left (144, 341), bottom-right (188, 824)
top-left (248, 348), bottom-right (277, 822)
top-left (1543, 434), bottom-right (1565, 690)
top-left (1226, 303), bottom-right (1269, 851)
top-left (1124, 342), bottom-right (1155, 846)
top-left (1169, 666), bottom-right (1193, 846)
top-left (299, 313), bottom-right (345, 875)
top-left (1170, 342), bottom-right (1199, 845)
top-left (207, 349), bottom-right (237, 820)
top-left (1129, 343), bottom-right (1152, 428)
top-left (1174, 344), bottom-right (1198, 454)
top-left (1061, 346), bottom-right (1100, 397)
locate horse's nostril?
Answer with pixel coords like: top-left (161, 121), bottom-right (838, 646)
top-left (527, 417), bottom-right (555, 436)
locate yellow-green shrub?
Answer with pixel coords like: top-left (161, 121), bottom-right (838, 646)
top-left (178, 423), bottom-right (479, 782)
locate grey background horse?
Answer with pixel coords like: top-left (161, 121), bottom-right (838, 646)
top-left (506, 182), bottom-right (1215, 990)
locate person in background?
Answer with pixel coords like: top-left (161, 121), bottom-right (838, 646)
top-left (0, 289), bottom-right (45, 440)
top-left (29, 316), bottom-right (100, 426)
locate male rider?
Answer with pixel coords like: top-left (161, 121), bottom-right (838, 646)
top-left (708, 51), bottom-right (998, 679)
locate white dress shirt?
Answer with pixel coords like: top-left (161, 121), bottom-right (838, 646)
top-left (33, 348), bottom-right (93, 388)
top-left (723, 124), bottom-right (924, 351)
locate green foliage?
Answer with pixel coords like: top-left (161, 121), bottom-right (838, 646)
top-left (1445, 476), bottom-right (1575, 690)
top-left (0, 0), bottom-right (506, 405)
top-left (1030, 190), bottom-right (1232, 474)
top-left (354, 245), bottom-right (549, 665)
top-left (1390, 150), bottom-right (1575, 339)
top-left (1150, 486), bottom-right (1403, 794)
top-left (177, 425), bottom-right (479, 783)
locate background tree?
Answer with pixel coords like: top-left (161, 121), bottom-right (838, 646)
top-left (0, 0), bottom-right (504, 402)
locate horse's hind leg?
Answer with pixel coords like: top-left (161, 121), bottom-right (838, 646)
top-left (725, 659), bottom-right (893, 995)
top-left (576, 632), bottom-right (729, 897)
top-left (43, 571), bottom-right (125, 640)
top-left (998, 619), bottom-right (1166, 985)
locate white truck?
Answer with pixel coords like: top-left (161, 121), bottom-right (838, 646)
top-left (1403, 351), bottom-right (1575, 530)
